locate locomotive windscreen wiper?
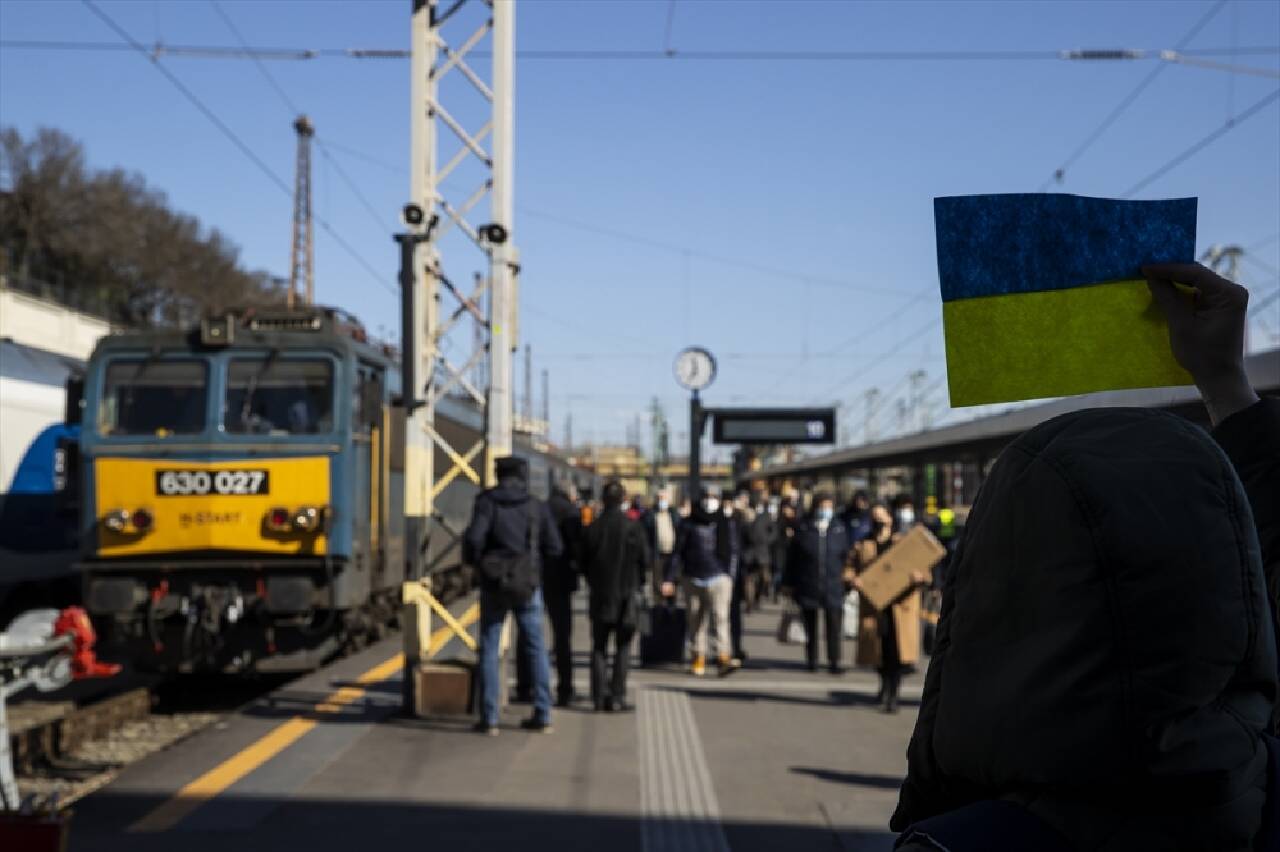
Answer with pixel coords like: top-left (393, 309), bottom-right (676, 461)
top-left (237, 349), bottom-right (280, 433)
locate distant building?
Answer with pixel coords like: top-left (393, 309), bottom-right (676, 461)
top-left (568, 443), bottom-right (731, 501)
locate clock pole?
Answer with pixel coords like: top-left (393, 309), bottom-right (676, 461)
top-left (689, 389), bottom-right (703, 503)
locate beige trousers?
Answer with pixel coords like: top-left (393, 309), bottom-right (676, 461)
top-left (685, 575), bottom-right (733, 659)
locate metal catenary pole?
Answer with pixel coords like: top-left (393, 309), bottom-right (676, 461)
top-left (407, 0), bottom-right (517, 562)
top-left (485, 0), bottom-right (517, 484)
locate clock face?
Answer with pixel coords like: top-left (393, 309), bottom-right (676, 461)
top-left (674, 347), bottom-right (716, 391)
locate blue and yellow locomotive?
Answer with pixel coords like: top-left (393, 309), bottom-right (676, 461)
top-left (74, 306), bottom-right (588, 673)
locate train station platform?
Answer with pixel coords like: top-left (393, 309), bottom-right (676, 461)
top-left (68, 595), bottom-right (925, 852)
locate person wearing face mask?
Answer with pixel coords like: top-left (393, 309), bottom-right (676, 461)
top-left (892, 494), bottom-right (917, 532)
top-left (853, 502), bottom-right (929, 713)
top-left (662, 489), bottom-right (741, 677)
top-left (770, 496), bottom-right (798, 602)
top-left (726, 489), bottom-right (753, 661)
top-left (747, 491), bottom-right (778, 611)
top-left (642, 488), bottom-right (681, 599)
top-left (783, 494), bottom-right (853, 674)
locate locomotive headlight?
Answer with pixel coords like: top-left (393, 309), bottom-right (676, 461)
top-left (266, 507), bottom-right (292, 533)
top-left (103, 509), bottom-right (130, 532)
top-left (293, 506), bottom-right (321, 532)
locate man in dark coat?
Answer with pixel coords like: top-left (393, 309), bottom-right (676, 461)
top-left (462, 456), bottom-right (564, 735)
top-left (580, 480), bottom-right (649, 711)
top-left (544, 482), bottom-right (583, 706)
top-left (892, 263), bottom-right (1278, 851)
top-left (784, 493), bottom-right (852, 673)
top-left (744, 491), bottom-right (776, 612)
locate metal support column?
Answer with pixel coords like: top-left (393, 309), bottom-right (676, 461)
top-left (484, 0), bottom-right (516, 485)
top-left (689, 391), bottom-right (703, 500)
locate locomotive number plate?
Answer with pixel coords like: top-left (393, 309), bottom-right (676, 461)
top-left (155, 469), bottom-right (269, 496)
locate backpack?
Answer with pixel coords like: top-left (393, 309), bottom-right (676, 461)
top-left (479, 500), bottom-right (540, 607)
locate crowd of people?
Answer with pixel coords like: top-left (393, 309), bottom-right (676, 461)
top-left (463, 462), bottom-right (955, 734)
top-left (461, 263), bottom-right (1277, 849)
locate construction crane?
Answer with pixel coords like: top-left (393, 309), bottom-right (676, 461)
top-left (288, 114), bottom-right (315, 308)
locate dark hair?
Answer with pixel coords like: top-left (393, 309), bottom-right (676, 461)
top-left (892, 493), bottom-right (915, 510)
top-left (813, 491), bottom-right (834, 506)
top-left (853, 490), bottom-right (870, 505)
top-left (602, 479), bottom-right (626, 506)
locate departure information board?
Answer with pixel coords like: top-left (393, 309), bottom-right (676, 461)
top-left (710, 408), bottom-right (836, 445)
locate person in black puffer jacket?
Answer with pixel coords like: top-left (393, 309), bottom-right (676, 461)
top-left (892, 263), bottom-right (1278, 851)
top-left (784, 493), bottom-right (853, 674)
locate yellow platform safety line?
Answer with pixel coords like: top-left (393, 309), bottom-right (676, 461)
top-left (129, 602), bottom-right (480, 834)
top-left (402, 581), bottom-right (479, 652)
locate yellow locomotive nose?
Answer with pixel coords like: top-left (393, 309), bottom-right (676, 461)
top-left (94, 457), bottom-right (330, 556)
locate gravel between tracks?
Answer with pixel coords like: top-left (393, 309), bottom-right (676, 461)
top-left (17, 711), bottom-right (220, 807)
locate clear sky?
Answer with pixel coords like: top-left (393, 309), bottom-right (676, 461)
top-left (2, 0), bottom-right (1278, 456)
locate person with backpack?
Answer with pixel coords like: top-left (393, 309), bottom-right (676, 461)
top-left (892, 263), bottom-right (1279, 851)
top-left (463, 456), bottom-right (564, 736)
top-left (580, 480), bottom-right (650, 712)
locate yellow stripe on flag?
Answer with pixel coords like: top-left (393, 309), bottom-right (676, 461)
top-left (942, 279), bottom-right (1193, 407)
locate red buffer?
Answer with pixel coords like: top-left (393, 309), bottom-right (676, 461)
top-left (52, 606), bottom-right (121, 679)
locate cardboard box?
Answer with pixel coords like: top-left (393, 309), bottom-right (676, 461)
top-left (857, 525), bottom-right (946, 611)
top-left (411, 661), bottom-right (477, 717)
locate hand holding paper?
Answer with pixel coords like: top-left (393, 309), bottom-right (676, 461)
top-left (1143, 262), bottom-right (1259, 425)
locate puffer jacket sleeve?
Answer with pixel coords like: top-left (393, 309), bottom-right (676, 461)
top-left (1212, 396), bottom-right (1280, 731)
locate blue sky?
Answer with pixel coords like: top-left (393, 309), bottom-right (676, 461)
top-left (2, 0), bottom-right (1278, 455)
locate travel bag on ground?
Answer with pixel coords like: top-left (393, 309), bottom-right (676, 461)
top-left (639, 601), bottom-right (686, 666)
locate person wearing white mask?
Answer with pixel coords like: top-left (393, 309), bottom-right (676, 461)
top-left (643, 488), bottom-right (681, 600)
top-left (662, 488), bottom-right (741, 677)
top-left (782, 493), bottom-right (853, 674)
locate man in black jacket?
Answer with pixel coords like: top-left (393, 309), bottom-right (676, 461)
top-left (463, 457), bottom-right (564, 736)
top-left (893, 263), bottom-right (1278, 851)
top-left (580, 480), bottom-right (649, 711)
top-left (544, 482), bottom-right (583, 706)
top-left (783, 493), bottom-right (851, 674)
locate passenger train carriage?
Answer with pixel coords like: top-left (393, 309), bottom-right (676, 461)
top-left (75, 307), bottom-right (591, 673)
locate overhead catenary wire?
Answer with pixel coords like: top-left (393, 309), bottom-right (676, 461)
top-left (1037, 0), bottom-right (1229, 191)
top-left (80, 0), bottom-right (395, 299)
top-left (4, 38), bottom-right (1279, 62)
top-left (1122, 86), bottom-right (1280, 196)
top-left (208, 3), bottom-right (395, 235)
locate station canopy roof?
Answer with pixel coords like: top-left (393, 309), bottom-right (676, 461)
top-left (750, 348), bottom-right (1279, 479)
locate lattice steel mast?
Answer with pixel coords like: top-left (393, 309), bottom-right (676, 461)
top-left (288, 115), bottom-right (315, 307)
top-left (403, 0), bottom-right (518, 578)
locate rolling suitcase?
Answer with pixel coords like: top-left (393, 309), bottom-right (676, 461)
top-left (639, 602), bottom-right (687, 667)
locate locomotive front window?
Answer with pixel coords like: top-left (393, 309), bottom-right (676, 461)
top-left (99, 360), bottom-right (208, 436)
top-left (225, 358), bottom-right (334, 435)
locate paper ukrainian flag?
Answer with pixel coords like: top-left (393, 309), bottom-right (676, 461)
top-left (935, 193), bottom-right (1197, 407)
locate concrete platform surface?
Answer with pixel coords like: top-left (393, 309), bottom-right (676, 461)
top-left (68, 593), bottom-right (925, 852)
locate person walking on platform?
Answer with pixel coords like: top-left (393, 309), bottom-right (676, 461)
top-left (744, 491), bottom-right (776, 613)
top-left (843, 490), bottom-right (872, 542)
top-left (662, 489), bottom-right (741, 677)
top-left (853, 502), bottom-right (927, 713)
top-left (463, 456), bottom-right (564, 736)
top-left (770, 496), bottom-right (798, 602)
top-left (580, 480), bottom-right (649, 712)
top-left (544, 481), bottom-right (583, 707)
top-left (784, 493), bottom-right (853, 674)
top-left (728, 489), bottom-right (752, 661)
top-left (643, 487), bottom-right (681, 600)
